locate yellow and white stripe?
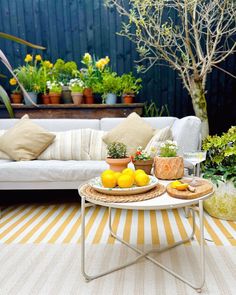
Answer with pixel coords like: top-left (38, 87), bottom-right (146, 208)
top-left (0, 204), bottom-right (235, 246)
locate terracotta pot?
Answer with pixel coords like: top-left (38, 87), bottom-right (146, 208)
top-left (123, 94), bottom-right (134, 104)
top-left (71, 92), bottom-right (83, 105)
top-left (154, 156), bottom-right (184, 180)
top-left (10, 93), bottom-right (23, 104)
top-left (41, 94), bottom-right (51, 104)
top-left (50, 93), bottom-right (61, 104)
top-left (133, 159), bottom-right (154, 175)
top-left (106, 157), bottom-right (131, 172)
top-left (83, 88), bottom-right (94, 104)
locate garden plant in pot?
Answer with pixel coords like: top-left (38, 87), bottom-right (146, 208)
top-left (120, 73), bottom-right (142, 104)
top-left (46, 81), bottom-right (62, 104)
top-left (202, 126), bottom-right (236, 221)
top-left (132, 146), bottom-right (154, 175)
top-left (100, 72), bottom-right (121, 104)
top-left (106, 142), bottom-right (131, 172)
top-left (154, 140), bottom-right (184, 180)
top-left (14, 54), bottom-right (41, 105)
top-left (9, 78), bottom-right (23, 104)
top-left (38, 59), bottom-right (53, 104)
top-left (68, 78), bottom-right (84, 104)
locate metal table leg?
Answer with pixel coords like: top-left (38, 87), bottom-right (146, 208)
top-left (81, 197), bottom-right (205, 292)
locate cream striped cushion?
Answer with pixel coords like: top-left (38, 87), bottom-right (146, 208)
top-left (89, 130), bottom-right (107, 160)
top-left (144, 127), bottom-right (172, 155)
top-left (0, 130), bottom-right (11, 160)
top-left (38, 129), bottom-right (91, 160)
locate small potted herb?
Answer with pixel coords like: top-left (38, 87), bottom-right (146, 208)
top-left (106, 142), bottom-right (131, 172)
top-left (131, 146), bottom-right (154, 174)
top-left (154, 140), bottom-right (184, 179)
top-left (120, 73), bottom-right (142, 104)
top-left (46, 81), bottom-right (62, 104)
top-left (100, 72), bottom-right (122, 104)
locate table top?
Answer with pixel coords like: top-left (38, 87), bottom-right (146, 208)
top-left (79, 179), bottom-right (214, 210)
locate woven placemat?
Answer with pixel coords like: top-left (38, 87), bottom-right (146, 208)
top-left (79, 183), bottom-right (166, 203)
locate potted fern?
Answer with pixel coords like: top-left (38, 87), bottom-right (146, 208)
top-left (106, 142), bottom-right (131, 172)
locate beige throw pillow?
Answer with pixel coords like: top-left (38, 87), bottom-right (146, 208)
top-left (0, 116), bottom-right (55, 161)
top-left (102, 112), bottom-right (154, 155)
top-left (144, 126), bottom-right (173, 156)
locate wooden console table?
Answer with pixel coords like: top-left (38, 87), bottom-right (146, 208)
top-left (0, 103), bottom-right (144, 119)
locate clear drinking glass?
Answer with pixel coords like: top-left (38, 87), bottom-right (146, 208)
top-left (183, 151), bottom-right (207, 186)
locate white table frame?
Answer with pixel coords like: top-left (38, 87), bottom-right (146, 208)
top-left (79, 185), bottom-right (213, 293)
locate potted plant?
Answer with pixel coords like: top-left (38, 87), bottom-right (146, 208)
top-left (106, 142), bottom-right (131, 172)
top-left (120, 73), bottom-right (142, 103)
top-left (131, 146), bottom-right (154, 174)
top-left (38, 59), bottom-right (53, 104)
top-left (154, 140), bottom-right (184, 179)
top-left (46, 81), bottom-right (62, 104)
top-left (68, 78), bottom-right (84, 104)
top-left (202, 126), bottom-right (236, 221)
top-left (100, 72), bottom-right (121, 104)
top-left (9, 78), bottom-right (23, 104)
top-left (14, 54), bottom-right (41, 105)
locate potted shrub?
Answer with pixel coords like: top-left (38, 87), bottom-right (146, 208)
top-left (106, 142), bottom-right (131, 172)
top-left (46, 81), bottom-right (62, 104)
top-left (9, 78), bottom-right (23, 104)
top-left (68, 78), bottom-right (84, 104)
top-left (100, 72), bottom-right (121, 104)
top-left (120, 73), bottom-right (142, 103)
top-left (154, 140), bottom-right (184, 179)
top-left (202, 126), bottom-right (236, 221)
top-left (14, 54), bottom-right (41, 105)
top-left (131, 146), bottom-right (154, 174)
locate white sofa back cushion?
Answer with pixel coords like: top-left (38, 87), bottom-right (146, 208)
top-left (0, 118), bottom-right (100, 131)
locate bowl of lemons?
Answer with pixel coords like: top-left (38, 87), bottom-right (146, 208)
top-left (89, 168), bottom-right (158, 196)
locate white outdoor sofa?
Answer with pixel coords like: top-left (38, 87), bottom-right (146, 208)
top-left (0, 116), bottom-right (201, 190)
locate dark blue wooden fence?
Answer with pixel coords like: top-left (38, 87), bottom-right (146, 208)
top-left (0, 0), bottom-right (235, 134)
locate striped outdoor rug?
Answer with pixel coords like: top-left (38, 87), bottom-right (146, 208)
top-left (0, 204), bottom-right (235, 246)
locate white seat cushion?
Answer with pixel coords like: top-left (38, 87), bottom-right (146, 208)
top-left (0, 160), bottom-right (110, 183)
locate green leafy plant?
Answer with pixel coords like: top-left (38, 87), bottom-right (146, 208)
top-left (100, 72), bottom-right (122, 102)
top-left (143, 100), bottom-right (169, 117)
top-left (202, 126), bottom-right (236, 187)
top-left (46, 81), bottom-right (62, 94)
top-left (52, 59), bottom-right (78, 85)
top-left (120, 73), bottom-right (142, 95)
top-left (107, 142), bottom-right (127, 159)
top-left (159, 140), bottom-right (178, 157)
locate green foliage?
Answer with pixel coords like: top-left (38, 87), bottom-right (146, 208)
top-left (202, 126), bottom-right (236, 187)
top-left (159, 140), bottom-right (178, 157)
top-left (143, 100), bottom-right (169, 117)
top-left (68, 78), bottom-right (84, 93)
top-left (133, 146), bottom-right (152, 160)
top-left (107, 142), bottom-right (127, 159)
top-left (0, 86), bottom-right (14, 117)
top-left (52, 59), bottom-right (78, 85)
top-left (46, 81), bottom-right (62, 94)
top-left (120, 73), bottom-right (142, 94)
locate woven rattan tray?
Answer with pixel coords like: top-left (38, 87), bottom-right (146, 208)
top-left (80, 183), bottom-right (166, 203)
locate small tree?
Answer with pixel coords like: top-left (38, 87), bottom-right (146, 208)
top-left (105, 0), bottom-right (236, 138)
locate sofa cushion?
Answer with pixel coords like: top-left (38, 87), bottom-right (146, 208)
top-left (89, 130), bottom-right (107, 160)
top-left (102, 112), bottom-right (153, 155)
top-left (0, 160), bottom-right (110, 182)
top-left (144, 126), bottom-right (173, 155)
top-left (0, 116), bottom-right (55, 161)
top-left (0, 130), bottom-right (10, 160)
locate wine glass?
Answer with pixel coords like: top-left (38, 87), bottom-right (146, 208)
top-left (183, 150), bottom-right (206, 186)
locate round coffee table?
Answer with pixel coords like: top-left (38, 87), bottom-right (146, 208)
top-left (78, 179), bottom-right (214, 293)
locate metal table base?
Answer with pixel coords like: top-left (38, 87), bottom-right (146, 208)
top-left (81, 197), bottom-right (205, 293)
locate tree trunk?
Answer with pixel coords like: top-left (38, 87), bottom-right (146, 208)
top-left (189, 79), bottom-right (209, 139)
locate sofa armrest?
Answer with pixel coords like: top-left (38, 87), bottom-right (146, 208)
top-left (171, 116), bottom-right (201, 152)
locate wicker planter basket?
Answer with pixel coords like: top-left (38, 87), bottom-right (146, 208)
top-left (154, 156), bottom-right (184, 180)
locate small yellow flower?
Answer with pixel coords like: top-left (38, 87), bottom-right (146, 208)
top-left (105, 56), bottom-right (110, 64)
top-left (43, 60), bottom-right (53, 68)
top-left (49, 62), bottom-right (53, 68)
top-left (9, 78), bottom-right (17, 86)
top-left (83, 53), bottom-right (92, 64)
top-left (24, 54), bottom-right (33, 63)
top-left (35, 54), bottom-right (42, 61)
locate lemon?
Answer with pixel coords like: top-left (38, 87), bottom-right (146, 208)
top-left (101, 169), bottom-right (115, 178)
top-left (117, 174), bottom-right (134, 188)
top-left (114, 172), bottom-right (122, 181)
top-left (135, 173), bottom-right (149, 187)
top-left (122, 168), bottom-right (135, 181)
top-left (170, 180), bottom-right (182, 189)
top-left (134, 169), bottom-right (146, 177)
top-left (175, 183), bottom-right (189, 191)
top-left (101, 173), bottom-right (117, 188)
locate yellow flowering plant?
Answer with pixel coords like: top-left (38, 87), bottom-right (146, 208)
top-left (9, 77), bottom-right (21, 94)
top-left (14, 54), bottom-right (42, 93)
